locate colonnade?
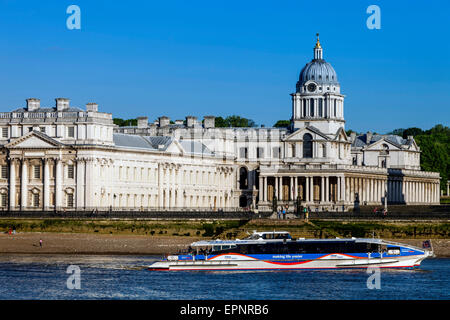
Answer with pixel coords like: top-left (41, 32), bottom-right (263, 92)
top-left (258, 174), bottom-right (440, 206)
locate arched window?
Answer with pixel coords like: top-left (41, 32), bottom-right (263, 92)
top-left (239, 167), bottom-right (248, 190)
top-left (381, 144), bottom-right (389, 155)
top-left (310, 99), bottom-right (314, 117)
top-left (303, 133), bottom-right (313, 158)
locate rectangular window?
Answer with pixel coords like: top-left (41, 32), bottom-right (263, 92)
top-left (67, 194), bottom-right (74, 208)
top-left (272, 147), bottom-right (281, 158)
top-left (240, 147), bottom-right (248, 159)
top-left (67, 126), bottom-right (75, 138)
top-left (34, 165), bottom-right (41, 179)
top-left (1, 194), bottom-right (6, 207)
top-left (39, 127), bottom-right (46, 133)
top-left (67, 165), bottom-right (74, 179)
top-left (28, 127), bottom-right (33, 133)
top-left (1, 165), bottom-right (8, 179)
top-left (1, 127), bottom-right (8, 138)
top-left (256, 147), bottom-right (264, 159)
top-left (33, 194), bottom-right (39, 207)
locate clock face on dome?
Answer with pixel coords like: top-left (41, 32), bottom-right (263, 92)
top-left (307, 83), bottom-right (317, 92)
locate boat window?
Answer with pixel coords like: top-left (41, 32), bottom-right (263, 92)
top-left (213, 246), bottom-right (222, 252)
top-left (387, 247), bottom-right (401, 255)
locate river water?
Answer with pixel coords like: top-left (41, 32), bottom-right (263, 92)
top-left (0, 255), bottom-right (448, 300)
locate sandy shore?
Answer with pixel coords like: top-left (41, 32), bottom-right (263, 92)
top-left (0, 233), bottom-right (449, 257)
top-left (0, 233), bottom-right (198, 255)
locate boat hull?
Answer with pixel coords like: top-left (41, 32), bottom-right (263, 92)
top-left (148, 252), bottom-right (431, 271)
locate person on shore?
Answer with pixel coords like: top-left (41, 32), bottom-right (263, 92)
top-left (282, 208), bottom-right (286, 220)
top-left (39, 239), bottom-right (43, 248)
top-left (277, 208), bottom-right (281, 219)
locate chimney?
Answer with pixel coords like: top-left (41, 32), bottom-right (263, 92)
top-left (407, 135), bottom-right (414, 141)
top-left (350, 132), bottom-right (356, 142)
top-left (55, 98), bottom-right (70, 111)
top-left (186, 116), bottom-right (198, 128)
top-left (86, 103), bottom-right (98, 112)
top-left (366, 131), bottom-right (373, 144)
top-left (26, 98), bottom-right (40, 111)
top-left (175, 120), bottom-right (184, 125)
top-left (203, 116), bottom-right (215, 129)
top-left (137, 116), bottom-right (148, 129)
top-left (158, 116), bottom-right (170, 127)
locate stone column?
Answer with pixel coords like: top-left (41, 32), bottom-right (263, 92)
top-left (158, 163), bottom-right (163, 208)
top-left (21, 159), bottom-right (28, 210)
top-left (264, 176), bottom-right (268, 202)
top-left (325, 176), bottom-right (329, 203)
top-left (337, 177), bottom-right (341, 202)
top-left (279, 177), bottom-right (283, 201)
top-left (9, 159), bottom-right (16, 211)
top-left (290, 177), bottom-right (294, 201)
top-left (305, 176), bottom-right (310, 202)
top-left (55, 159), bottom-right (63, 210)
top-left (310, 177), bottom-right (314, 202)
top-left (44, 158), bottom-right (50, 210)
top-left (294, 177), bottom-right (298, 200)
top-left (320, 177), bottom-right (325, 203)
top-left (341, 176), bottom-right (345, 203)
top-left (275, 176), bottom-right (279, 201)
top-left (84, 158), bottom-right (94, 210)
top-left (76, 159), bottom-right (85, 210)
top-left (259, 175), bottom-right (264, 203)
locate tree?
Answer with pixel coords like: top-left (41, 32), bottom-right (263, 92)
top-left (113, 118), bottom-right (137, 127)
top-left (214, 115), bottom-right (257, 128)
top-left (273, 120), bottom-right (291, 128)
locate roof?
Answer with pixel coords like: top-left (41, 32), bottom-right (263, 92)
top-left (352, 133), bottom-right (408, 148)
top-left (179, 140), bottom-right (213, 155)
top-left (113, 133), bottom-right (212, 155)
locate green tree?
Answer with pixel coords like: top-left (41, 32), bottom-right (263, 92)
top-left (273, 120), bottom-right (291, 128)
top-left (113, 118), bottom-right (137, 127)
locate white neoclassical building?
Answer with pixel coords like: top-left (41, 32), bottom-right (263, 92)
top-left (0, 36), bottom-right (441, 212)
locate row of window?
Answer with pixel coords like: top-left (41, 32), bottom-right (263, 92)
top-left (0, 126), bottom-right (76, 138)
top-left (239, 147), bottom-right (282, 159)
top-left (0, 193), bottom-right (74, 208)
top-left (0, 164), bottom-right (75, 179)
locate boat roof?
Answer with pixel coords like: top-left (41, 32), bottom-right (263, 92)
top-left (190, 238), bottom-right (389, 247)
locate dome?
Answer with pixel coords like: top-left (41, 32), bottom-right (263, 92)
top-left (298, 60), bottom-right (338, 86)
top-left (296, 34), bottom-right (339, 91)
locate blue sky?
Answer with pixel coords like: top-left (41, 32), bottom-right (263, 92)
top-left (0, 0), bottom-right (448, 133)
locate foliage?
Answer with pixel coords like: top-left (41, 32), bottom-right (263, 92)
top-left (388, 124), bottom-right (449, 191)
top-left (215, 115), bottom-right (257, 128)
top-left (113, 118), bottom-right (137, 127)
top-left (273, 120), bottom-right (291, 128)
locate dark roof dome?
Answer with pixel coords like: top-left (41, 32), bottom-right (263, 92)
top-left (296, 34), bottom-right (339, 90)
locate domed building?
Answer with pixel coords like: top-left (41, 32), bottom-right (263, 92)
top-left (0, 35), bottom-right (441, 213)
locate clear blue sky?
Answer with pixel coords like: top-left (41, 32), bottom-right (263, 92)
top-left (0, 0), bottom-right (449, 133)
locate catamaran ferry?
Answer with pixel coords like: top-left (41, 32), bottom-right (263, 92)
top-left (148, 231), bottom-right (434, 271)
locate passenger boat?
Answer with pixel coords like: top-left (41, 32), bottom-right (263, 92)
top-left (148, 231), bottom-right (434, 271)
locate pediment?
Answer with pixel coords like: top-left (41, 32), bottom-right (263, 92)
top-left (167, 140), bottom-right (184, 154)
top-left (365, 138), bottom-right (401, 151)
top-left (334, 127), bottom-right (349, 142)
top-left (285, 126), bottom-right (329, 141)
top-left (6, 132), bottom-right (63, 149)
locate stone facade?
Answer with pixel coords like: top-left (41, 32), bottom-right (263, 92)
top-left (0, 36), bottom-right (441, 212)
